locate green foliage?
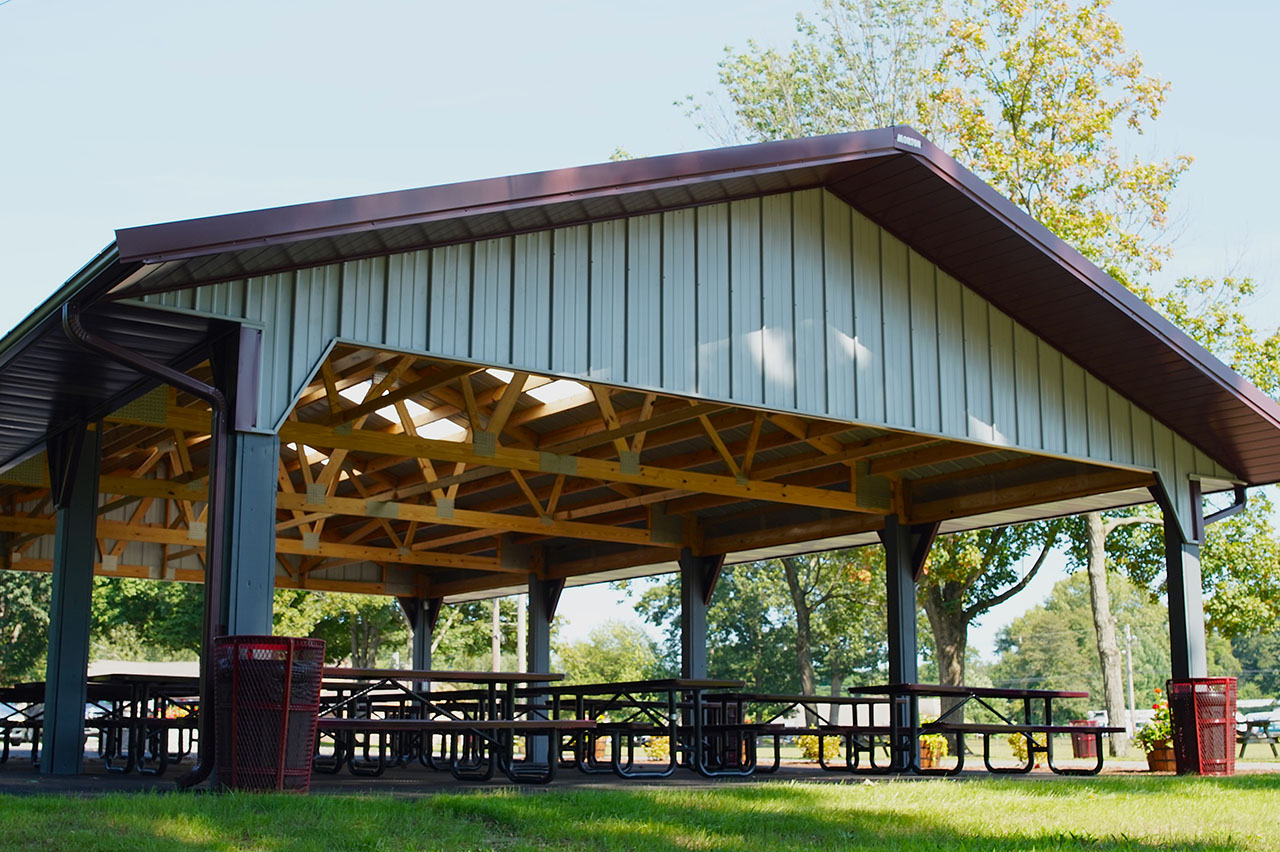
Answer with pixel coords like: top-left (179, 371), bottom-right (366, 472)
top-left (631, 560), bottom-right (797, 692)
top-left (272, 589), bottom-right (407, 667)
top-left (643, 735), bottom-right (670, 762)
top-left (992, 571), bottom-right (1241, 717)
top-left (1232, 630), bottom-right (1280, 698)
top-left (0, 571), bottom-right (50, 684)
top-left (554, 620), bottom-right (659, 685)
top-left (797, 733), bottom-right (842, 762)
top-left (781, 548), bottom-right (889, 688)
top-left (429, 598), bottom-right (523, 671)
top-left (688, 0), bottom-right (940, 143)
top-left (91, 577), bottom-right (202, 661)
top-left (1198, 495), bottom-right (1280, 637)
top-left (922, 0), bottom-right (1190, 289)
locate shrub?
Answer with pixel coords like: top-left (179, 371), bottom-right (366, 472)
top-left (797, 734), bottom-right (842, 762)
top-left (644, 736), bottom-right (670, 762)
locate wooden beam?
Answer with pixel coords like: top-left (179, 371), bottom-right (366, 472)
top-left (274, 537), bottom-right (511, 573)
top-left (910, 469), bottom-right (1156, 524)
top-left (867, 442), bottom-right (1001, 476)
top-left (329, 364), bottom-right (478, 425)
top-left (281, 422), bottom-right (868, 513)
top-left (5, 557), bottom-right (416, 597)
top-left (0, 514), bottom-right (505, 573)
top-left (275, 491), bottom-right (662, 547)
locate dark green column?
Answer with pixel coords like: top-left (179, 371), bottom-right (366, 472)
top-left (41, 422), bottom-right (101, 775)
top-left (221, 431), bottom-right (279, 636)
top-left (679, 548), bottom-right (723, 679)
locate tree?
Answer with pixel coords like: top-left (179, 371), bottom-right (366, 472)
top-left (695, 0), bottom-right (1279, 726)
top-left (922, 0), bottom-right (1189, 290)
top-left (428, 598), bottom-right (523, 671)
top-left (779, 549), bottom-right (886, 723)
top-left (632, 560), bottom-right (797, 692)
top-left (272, 589), bottom-right (407, 667)
top-left (91, 576), bottom-right (203, 661)
top-left (993, 571), bottom-right (1240, 720)
top-left (0, 571), bottom-right (49, 684)
top-left (554, 620), bottom-right (659, 685)
top-left (687, 0), bottom-right (941, 145)
top-left (918, 520), bottom-right (1061, 734)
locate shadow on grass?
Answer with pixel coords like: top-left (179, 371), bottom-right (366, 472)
top-left (1, 778), bottom-right (1273, 852)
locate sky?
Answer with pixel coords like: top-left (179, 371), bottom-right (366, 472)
top-left (1, 0), bottom-right (1276, 659)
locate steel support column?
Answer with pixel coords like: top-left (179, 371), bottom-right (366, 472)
top-left (527, 575), bottom-right (562, 676)
top-left (212, 327), bottom-right (275, 636)
top-left (527, 573), bottom-right (562, 764)
top-left (879, 515), bottom-right (936, 685)
top-left (679, 548), bottom-right (724, 679)
top-left (878, 515), bottom-right (937, 772)
top-left (42, 423), bottom-right (101, 775)
top-left (221, 431), bottom-right (278, 635)
top-left (399, 596), bottom-right (442, 670)
top-left (1158, 484), bottom-right (1208, 680)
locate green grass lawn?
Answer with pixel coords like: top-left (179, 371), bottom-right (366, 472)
top-left (1, 776), bottom-right (1277, 852)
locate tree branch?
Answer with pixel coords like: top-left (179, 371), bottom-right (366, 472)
top-left (1102, 515), bottom-right (1162, 536)
top-left (965, 530), bottom-right (1059, 621)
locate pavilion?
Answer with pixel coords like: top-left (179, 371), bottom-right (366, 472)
top-left (2, 126), bottom-right (1277, 777)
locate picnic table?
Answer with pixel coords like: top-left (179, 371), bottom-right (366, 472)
top-left (730, 692), bottom-right (893, 773)
top-left (1237, 714), bottom-right (1279, 758)
top-left (525, 678), bottom-right (747, 778)
top-left (314, 668), bottom-right (590, 783)
top-left (85, 673), bottom-right (200, 775)
top-left (848, 683), bottom-right (1123, 775)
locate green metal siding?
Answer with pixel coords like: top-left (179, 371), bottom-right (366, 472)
top-left (132, 188), bottom-right (1237, 537)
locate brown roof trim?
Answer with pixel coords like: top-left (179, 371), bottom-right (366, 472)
top-left (894, 131), bottom-right (1280, 461)
top-left (116, 128), bottom-right (901, 264)
top-left (110, 126), bottom-right (1280, 484)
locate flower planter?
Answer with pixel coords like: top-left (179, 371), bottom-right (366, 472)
top-left (1146, 745), bottom-right (1176, 772)
top-left (919, 751), bottom-right (939, 769)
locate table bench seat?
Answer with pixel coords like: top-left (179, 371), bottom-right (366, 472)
top-left (314, 716), bottom-right (595, 784)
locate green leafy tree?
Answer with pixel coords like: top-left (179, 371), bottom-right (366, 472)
top-left (91, 576), bottom-right (203, 661)
top-left (994, 571), bottom-right (1239, 720)
top-left (1231, 630), bottom-right (1280, 698)
top-left (273, 589), bottom-right (407, 667)
top-left (919, 520), bottom-right (1061, 736)
top-left (632, 561), bottom-right (796, 692)
top-left (428, 598), bottom-right (523, 671)
top-left (687, 0), bottom-right (941, 144)
top-left (0, 571), bottom-right (50, 684)
top-left (554, 620), bottom-right (659, 684)
top-left (780, 549), bottom-right (886, 723)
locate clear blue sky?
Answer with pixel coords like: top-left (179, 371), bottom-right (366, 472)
top-left (1, 1), bottom-right (1275, 655)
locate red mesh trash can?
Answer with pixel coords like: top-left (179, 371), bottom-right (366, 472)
top-left (214, 636), bottom-right (325, 792)
top-left (1069, 720), bottom-right (1099, 759)
top-left (1167, 678), bottom-right (1236, 776)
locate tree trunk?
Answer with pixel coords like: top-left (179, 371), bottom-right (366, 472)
top-left (921, 585), bottom-right (968, 689)
top-left (829, 673), bottom-right (845, 726)
top-left (781, 557), bottom-right (818, 726)
top-left (491, 597), bottom-right (502, 673)
top-left (1085, 512), bottom-right (1131, 756)
top-left (922, 583), bottom-right (968, 749)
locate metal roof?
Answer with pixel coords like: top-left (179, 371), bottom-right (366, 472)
top-left (0, 248), bottom-right (230, 469)
top-left (7, 126), bottom-right (1279, 484)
